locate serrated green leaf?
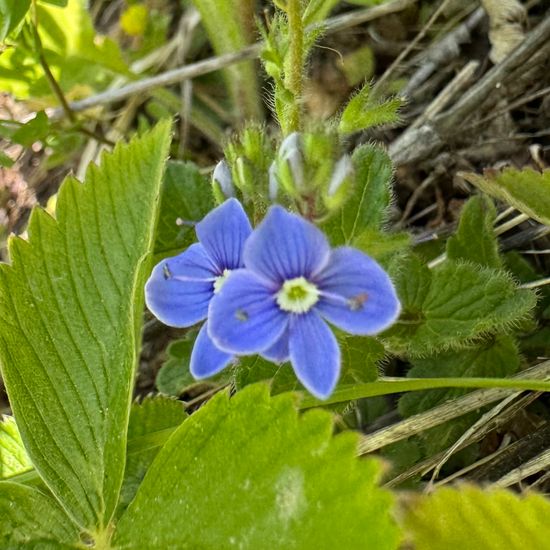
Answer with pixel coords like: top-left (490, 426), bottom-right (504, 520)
top-left (0, 0), bottom-right (31, 41)
top-left (324, 144), bottom-right (393, 245)
top-left (0, 481), bottom-right (79, 546)
top-left (0, 122), bottom-right (171, 532)
top-left (462, 167), bottom-right (550, 226)
top-left (113, 384), bottom-right (400, 549)
top-left (153, 160), bottom-right (214, 263)
top-left (399, 336), bottom-right (520, 453)
top-left (447, 195), bottom-right (501, 268)
top-left (0, 416), bottom-right (32, 479)
top-left (384, 255), bottom-right (536, 356)
top-left (404, 486), bottom-right (550, 550)
top-left (117, 396), bottom-right (187, 517)
top-left (339, 84), bottom-right (401, 134)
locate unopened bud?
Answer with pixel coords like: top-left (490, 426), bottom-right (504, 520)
top-left (327, 155), bottom-right (353, 197)
top-left (212, 160), bottom-right (235, 198)
top-left (268, 161), bottom-right (279, 201)
top-left (278, 132), bottom-right (304, 192)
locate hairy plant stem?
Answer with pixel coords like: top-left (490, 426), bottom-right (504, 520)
top-left (285, 0), bottom-right (304, 132)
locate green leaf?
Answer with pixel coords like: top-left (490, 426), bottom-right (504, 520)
top-left (235, 335), bottom-right (384, 395)
top-left (353, 228), bottom-right (411, 266)
top-left (153, 160), bottom-right (214, 263)
top-left (399, 336), bottom-right (520, 453)
top-left (461, 167), bottom-right (550, 226)
top-left (0, 0), bottom-right (31, 41)
top-left (446, 195), bottom-right (501, 268)
top-left (0, 481), bottom-right (79, 546)
top-left (0, 416), bottom-right (32, 479)
top-left (303, 0), bottom-right (339, 25)
top-left (0, 150), bottom-right (14, 168)
top-left (0, 121), bottom-right (171, 533)
top-left (117, 396), bottom-right (187, 517)
top-left (113, 384), bottom-right (400, 549)
top-left (404, 486), bottom-right (550, 550)
top-left (338, 84), bottom-right (401, 134)
top-left (10, 111), bottom-right (51, 147)
top-left (324, 144), bottom-right (393, 245)
top-left (384, 255), bottom-right (536, 356)
top-left (155, 336), bottom-right (196, 396)
top-left (190, 0), bottom-right (261, 120)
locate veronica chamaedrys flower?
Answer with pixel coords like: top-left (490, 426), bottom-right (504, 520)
top-left (208, 206), bottom-right (401, 399)
top-left (145, 198), bottom-right (252, 378)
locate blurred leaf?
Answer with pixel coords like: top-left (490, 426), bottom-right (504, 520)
top-left (405, 486), bottom-right (550, 550)
top-left (399, 336), bottom-right (520, 453)
top-left (113, 384), bottom-right (400, 549)
top-left (339, 84), bottom-right (401, 134)
top-left (324, 144), bottom-right (393, 244)
top-left (153, 160), bottom-right (214, 263)
top-left (303, 0), bottom-right (339, 25)
top-left (384, 255), bottom-right (536, 356)
top-left (0, 122), bottom-right (171, 532)
top-left (0, 482), bottom-right (79, 546)
top-left (156, 335), bottom-right (197, 396)
top-left (120, 3), bottom-right (148, 37)
top-left (0, 150), bottom-right (14, 167)
top-left (117, 396), bottom-right (187, 517)
top-left (447, 195), bottom-right (501, 268)
top-left (0, 416), bottom-right (32, 479)
top-left (10, 110), bottom-right (50, 147)
top-left (341, 45), bottom-right (375, 86)
top-left (354, 228), bottom-right (410, 266)
top-left (461, 167), bottom-right (550, 226)
top-left (0, 0), bottom-right (31, 41)
top-left (190, 0), bottom-right (261, 120)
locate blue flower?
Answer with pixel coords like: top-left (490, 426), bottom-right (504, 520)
top-left (145, 198), bottom-right (252, 378)
top-left (208, 206), bottom-right (401, 399)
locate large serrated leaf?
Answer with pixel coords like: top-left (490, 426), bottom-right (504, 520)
top-left (324, 144), bottom-right (393, 245)
top-left (0, 122), bottom-right (171, 532)
top-left (446, 195), bottom-right (501, 268)
top-left (0, 416), bottom-right (31, 479)
top-left (113, 384), bottom-right (400, 549)
top-left (0, 481), bottom-right (79, 547)
top-left (384, 255), bottom-right (536, 356)
top-left (462, 167), bottom-right (550, 226)
top-left (404, 486), bottom-right (550, 549)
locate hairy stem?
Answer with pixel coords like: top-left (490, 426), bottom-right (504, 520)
top-left (285, 0), bottom-right (304, 132)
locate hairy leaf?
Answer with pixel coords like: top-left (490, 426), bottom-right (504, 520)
top-left (0, 416), bottom-right (31, 479)
top-left (339, 84), bottom-right (401, 134)
top-left (447, 195), bottom-right (501, 268)
top-left (324, 144), bottom-right (393, 245)
top-left (405, 486), bottom-right (550, 550)
top-left (0, 482), bottom-right (79, 547)
top-left (462, 167), bottom-right (550, 226)
top-left (384, 255), bottom-right (536, 356)
top-left (113, 384), bottom-right (399, 549)
top-left (0, 122), bottom-right (171, 532)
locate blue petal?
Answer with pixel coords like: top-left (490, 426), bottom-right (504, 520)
top-left (190, 323), bottom-right (234, 378)
top-left (261, 329), bottom-right (289, 363)
top-left (208, 270), bottom-right (288, 354)
top-left (195, 198), bottom-right (252, 270)
top-left (314, 247), bottom-right (401, 335)
top-left (289, 312), bottom-right (340, 399)
top-left (145, 243), bottom-right (215, 327)
top-left (244, 206), bottom-right (330, 283)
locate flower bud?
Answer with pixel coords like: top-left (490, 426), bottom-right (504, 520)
top-left (212, 160), bottom-right (235, 198)
top-left (324, 155), bottom-right (354, 210)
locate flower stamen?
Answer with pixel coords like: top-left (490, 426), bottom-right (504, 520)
top-left (213, 269), bottom-right (232, 294)
top-left (276, 277), bottom-right (320, 313)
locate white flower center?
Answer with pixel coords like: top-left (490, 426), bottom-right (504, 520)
top-left (213, 269), bottom-right (231, 294)
top-left (276, 277), bottom-right (320, 313)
